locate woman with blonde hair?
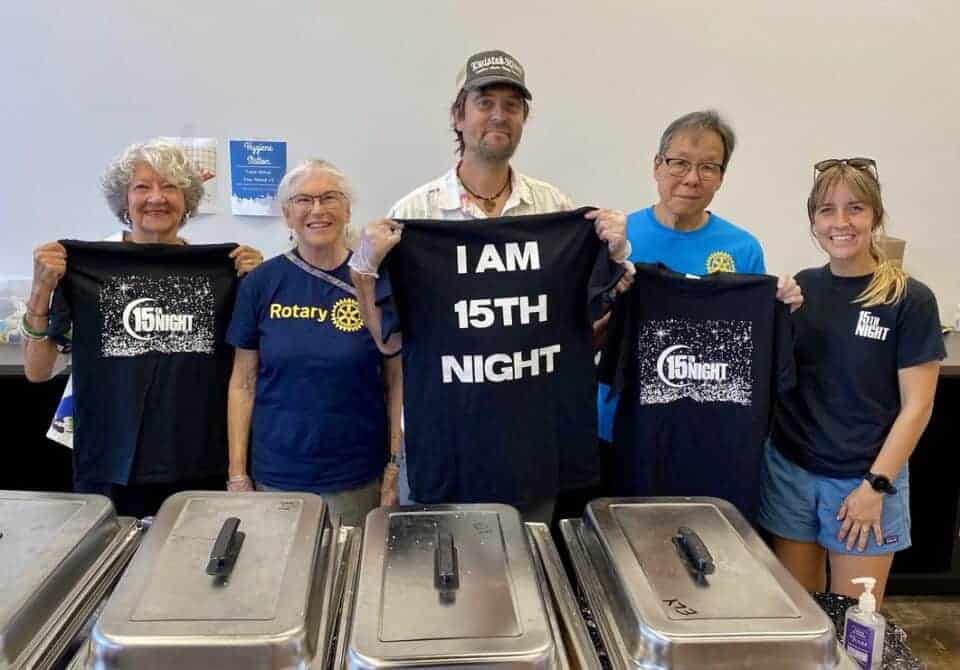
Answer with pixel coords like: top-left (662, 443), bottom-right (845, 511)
top-left (757, 158), bottom-right (945, 607)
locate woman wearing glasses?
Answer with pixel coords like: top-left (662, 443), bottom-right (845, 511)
top-left (758, 158), bottom-right (945, 606)
top-left (225, 160), bottom-right (401, 526)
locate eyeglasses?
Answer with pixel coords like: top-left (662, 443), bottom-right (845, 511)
top-left (658, 156), bottom-right (724, 182)
top-left (814, 157), bottom-right (878, 181)
top-left (287, 191), bottom-right (346, 210)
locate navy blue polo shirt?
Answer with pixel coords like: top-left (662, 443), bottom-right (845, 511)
top-left (227, 252), bottom-right (387, 492)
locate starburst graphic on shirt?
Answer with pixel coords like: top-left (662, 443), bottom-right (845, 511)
top-left (99, 274), bottom-right (216, 357)
top-left (636, 318), bottom-right (753, 406)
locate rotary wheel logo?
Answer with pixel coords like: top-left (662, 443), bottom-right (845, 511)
top-left (705, 251), bottom-right (736, 274)
top-left (332, 298), bottom-right (363, 332)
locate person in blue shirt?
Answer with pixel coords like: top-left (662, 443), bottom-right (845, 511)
top-left (598, 110), bottom-right (802, 445)
top-left (226, 160), bottom-right (402, 526)
top-left (628, 110), bottom-right (765, 276)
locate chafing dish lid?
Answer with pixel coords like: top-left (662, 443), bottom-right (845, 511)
top-left (0, 491), bottom-right (119, 665)
top-left (349, 504), bottom-right (555, 669)
top-left (600, 500), bottom-right (800, 620)
top-left (87, 491), bottom-right (331, 668)
top-left (581, 498), bottom-right (834, 634)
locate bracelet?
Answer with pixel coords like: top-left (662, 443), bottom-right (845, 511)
top-left (228, 474), bottom-right (250, 482)
top-left (20, 313), bottom-right (48, 341)
top-left (26, 308), bottom-right (50, 318)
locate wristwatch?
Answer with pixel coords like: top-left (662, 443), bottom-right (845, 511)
top-left (864, 472), bottom-right (898, 495)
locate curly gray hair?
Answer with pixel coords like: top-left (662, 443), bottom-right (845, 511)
top-left (101, 140), bottom-right (204, 226)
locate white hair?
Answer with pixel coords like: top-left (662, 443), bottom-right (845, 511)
top-left (277, 159), bottom-right (354, 206)
top-left (278, 159), bottom-right (357, 248)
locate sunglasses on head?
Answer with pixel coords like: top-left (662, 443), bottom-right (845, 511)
top-left (814, 157), bottom-right (879, 180)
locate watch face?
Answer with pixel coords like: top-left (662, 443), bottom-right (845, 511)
top-left (869, 473), bottom-right (893, 492)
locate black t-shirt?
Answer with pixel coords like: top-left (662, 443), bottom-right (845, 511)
top-left (599, 263), bottom-right (795, 519)
top-left (380, 208), bottom-right (622, 508)
top-left (772, 265), bottom-right (946, 477)
top-left (49, 241), bottom-right (239, 485)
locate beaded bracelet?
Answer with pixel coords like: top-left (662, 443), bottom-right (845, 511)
top-left (19, 313), bottom-right (48, 341)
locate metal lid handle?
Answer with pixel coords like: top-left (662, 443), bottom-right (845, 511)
top-left (434, 530), bottom-right (460, 591)
top-left (673, 526), bottom-right (715, 578)
top-left (206, 517), bottom-right (245, 579)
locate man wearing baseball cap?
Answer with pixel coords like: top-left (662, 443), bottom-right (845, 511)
top-left (350, 49), bottom-right (631, 521)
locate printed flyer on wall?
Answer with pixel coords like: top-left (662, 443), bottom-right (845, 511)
top-left (229, 139), bottom-right (287, 216)
top-left (159, 136), bottom-right (219, 214)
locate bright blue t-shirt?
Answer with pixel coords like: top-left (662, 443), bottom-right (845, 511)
top-left (626, 206), bottom-right (765, 275)
top-left (227, 252), bottom-right (387, 492)
top-left (598, 206), bottom-right (767, 441)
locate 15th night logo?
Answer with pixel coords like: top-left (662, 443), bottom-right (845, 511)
top-left (638, 319), bottom-right (753, 406)
top-left (100, 275), bottom-right (215, 357)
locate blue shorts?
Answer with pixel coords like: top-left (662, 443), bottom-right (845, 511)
top-left (757, 441), bottom-right (911, 555)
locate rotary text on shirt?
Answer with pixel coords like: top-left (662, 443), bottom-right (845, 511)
top-left (269, 303), bottom-right (329, 322)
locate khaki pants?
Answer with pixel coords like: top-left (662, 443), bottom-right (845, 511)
top-left (256, 477), bottom-right (380, 527)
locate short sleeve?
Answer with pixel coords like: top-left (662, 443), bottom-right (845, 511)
top-left (588, 235), bottom-right (625, 322)
top-left (597, 285), bottom-right (635, 394)
top-left (752, 242), bottom-right (767, 275)
top-left (375, 267), bottom-right (401, 343)
top-left (226, 274), bottom-right (261, 350)
top-left (774, 301), bottom-right (797, 394)
top-left (47, 284), bottom-right (73, 351)
top-left (896, 282), bottom-right (946, 369)
top-left (745, 239), bottom-right (766, 274)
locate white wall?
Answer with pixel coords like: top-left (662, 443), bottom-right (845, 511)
top-left (2, 1), bottom-right (958, 321)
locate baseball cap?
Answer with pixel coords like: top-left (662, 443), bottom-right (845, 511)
top-left (455, 49), bottom-right (531, 100)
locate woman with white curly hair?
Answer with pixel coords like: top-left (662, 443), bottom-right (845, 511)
top-left (22, 139), bottom-right (263, 516)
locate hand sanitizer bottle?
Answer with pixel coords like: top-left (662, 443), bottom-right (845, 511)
top-left (843, 577), bottom-right (886, 669)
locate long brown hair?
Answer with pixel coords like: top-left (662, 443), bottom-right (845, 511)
top-left (807, 164), bottom-right (907, 307)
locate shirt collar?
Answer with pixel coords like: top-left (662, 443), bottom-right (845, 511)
top-left (504, 169), bottom-right (533, 213)
top-left (440, 165), bottom-right (532, 216)
top-left (438, 168), bottom-right (465, 212)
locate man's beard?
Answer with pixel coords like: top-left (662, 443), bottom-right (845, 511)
top-left (473, 132), bottom-right (518, 162)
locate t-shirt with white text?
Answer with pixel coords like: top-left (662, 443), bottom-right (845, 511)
top-left (380, 208), bottom-right (621, 507)
top-left (599, 263), bottom-right (795, 520)
top-left (49, 241), bottom-right (238, 485)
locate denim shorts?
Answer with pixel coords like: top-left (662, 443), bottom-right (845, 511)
top-left (757, 440), bottom-right (911, 555)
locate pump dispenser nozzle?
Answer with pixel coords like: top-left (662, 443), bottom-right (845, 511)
top-left (851, 577), bottom-right (877, 613)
